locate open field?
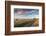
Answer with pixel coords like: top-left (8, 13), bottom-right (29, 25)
top-left (14, 18), bottom-right (39, 27)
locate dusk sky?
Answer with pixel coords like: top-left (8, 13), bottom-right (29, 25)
top-left (14, 8), bottom-right (39, 19)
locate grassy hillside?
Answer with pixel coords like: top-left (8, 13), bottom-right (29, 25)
top-left (14, 18), bottom-right (39, 27)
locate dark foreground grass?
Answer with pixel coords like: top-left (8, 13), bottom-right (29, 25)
top-left (14, 18), bottom-right (39, 27)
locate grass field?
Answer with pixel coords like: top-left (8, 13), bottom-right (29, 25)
top-left (14, 18), bottom-right (39, 27)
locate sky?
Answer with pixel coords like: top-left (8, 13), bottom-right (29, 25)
top-left (14, 8), bottom-right (39, 19)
